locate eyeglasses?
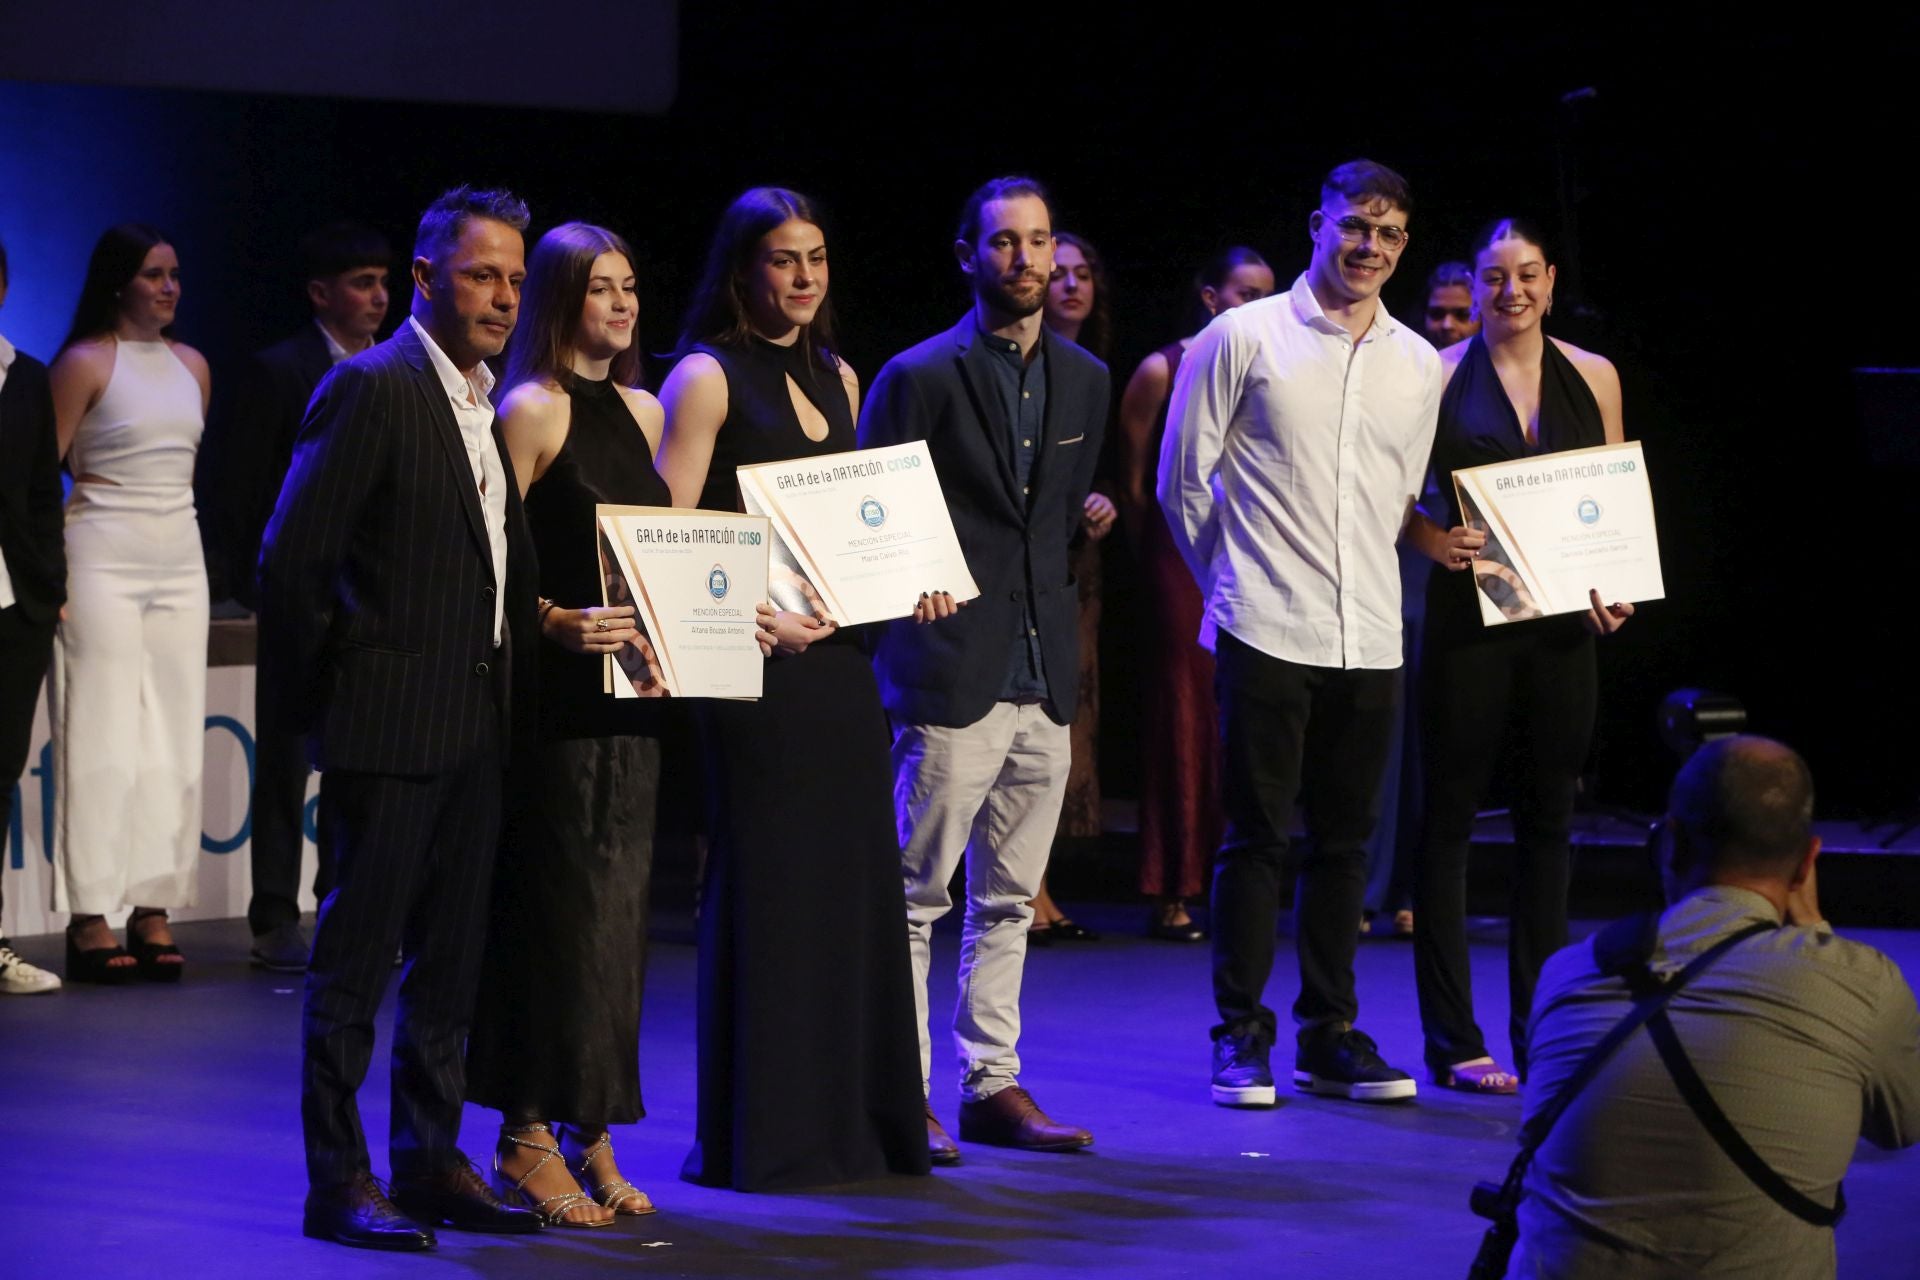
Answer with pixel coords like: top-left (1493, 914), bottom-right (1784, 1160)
top-left (1427, 306), bottom-right (1472, 323)
top-left (1321, 213), bottom-right (1408, 250)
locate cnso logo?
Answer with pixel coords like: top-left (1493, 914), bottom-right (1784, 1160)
top-left (1577, 496), bottom-right (1602, 525)
top-left (708, 565), bottom-right (730, 600)
top-left (859, 496), bottom-right (888, 528)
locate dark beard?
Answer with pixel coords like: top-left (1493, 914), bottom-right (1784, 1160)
top-left (978, 273), bottom-right (1045, 318)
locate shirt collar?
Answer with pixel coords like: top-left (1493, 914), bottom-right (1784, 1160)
top-left (976, 320), bottom-right (1045, 364)
top-left (408, 314), bottom-right (495, 407)
top-left (0, 331), bottom-right (14, 372)
top-left (1287, 271), bottom-right (1400, 340)
top-left (315, 320), bottom-right (353, 365)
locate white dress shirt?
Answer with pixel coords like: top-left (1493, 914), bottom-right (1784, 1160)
top-left (408, 315), bottom-right (507, 646)
top-left (0, 332), bottom-right (17, 611)
top-left (1157, 273), bottom-right (1441, 670)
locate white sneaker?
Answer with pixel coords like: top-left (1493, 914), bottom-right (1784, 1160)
top-left (0, 941), bottom-right (62, 994)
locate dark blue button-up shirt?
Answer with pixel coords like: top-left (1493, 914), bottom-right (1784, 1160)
top-left (977, 327), bottom-right (1049, 703)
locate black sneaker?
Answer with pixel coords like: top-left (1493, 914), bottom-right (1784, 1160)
top-left (1293, 1029), bottom-right (1417, 1103)
top-left (1210, 1033), bottom-right (1276, 1107)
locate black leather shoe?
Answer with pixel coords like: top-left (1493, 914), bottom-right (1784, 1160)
top-left (249, 921), bottom-right (310, 972)
top-left (1045, 919), bottom-right (1100, 942)
top-left (303, 1171), bottom-right (436, 1251)
top-left (1149, 917), bottom-right (1207, 943)
top-left (390, 1155), bottom-right (542, 1234)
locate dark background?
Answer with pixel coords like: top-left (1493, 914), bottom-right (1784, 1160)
top-left (2, 10), bottom-right (1914, 816)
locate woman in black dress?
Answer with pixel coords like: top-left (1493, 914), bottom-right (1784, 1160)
top-left (655, 188), bottom-right (929, 1191)
top-left (466, 222), bottom-right (669, 1226)
top-left (1405, 218), bottom-right (1633, 1092)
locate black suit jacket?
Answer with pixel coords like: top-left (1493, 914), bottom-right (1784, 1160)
top-left (0, 349), bottom-right (67, 623)
top-left (257, 322), bottom-right (538, 775)
top-left (200, 324), bottom-right (333, 609)
top-left (858, 315), bottom-right (1108, 728)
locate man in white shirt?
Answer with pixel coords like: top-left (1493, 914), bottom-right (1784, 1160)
top-left (1159, 159), bottom-right (1441, 1107)
top-left (260, 186), bottom-right (539, 1250)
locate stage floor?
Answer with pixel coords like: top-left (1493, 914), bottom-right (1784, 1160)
top-left (3, 909), bottom-right (1915, 1279)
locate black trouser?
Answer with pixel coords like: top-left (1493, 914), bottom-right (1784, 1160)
top-left (1412, 602), bottom-right (1595, 1077)
top-left (1210, 632), bottom-right (1399, 1046)
top-left (0, 605), bottom-right (57, 927)
top-left (246, 695), bottom-right (330, 936)
top-left (300, 735), bottom-right (502, 1187)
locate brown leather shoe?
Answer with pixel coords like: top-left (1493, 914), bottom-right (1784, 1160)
top-left (390, 1155), bottom-right (542, 1234)
top-left (925, 1103), bottom-right (960, 1165)
top-left (957, 1085), bottom-right (1093, 1151)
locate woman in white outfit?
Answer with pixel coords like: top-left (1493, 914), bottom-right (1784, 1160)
top-left (47, 224), bottom-right (210, 984)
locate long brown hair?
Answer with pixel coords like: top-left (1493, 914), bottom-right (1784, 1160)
top-left (675, 187), bottom-right (838, 377)
top-left (504, 221), bottom-right (643, 393)
top-left (61, 223), bottom-right (174, 352)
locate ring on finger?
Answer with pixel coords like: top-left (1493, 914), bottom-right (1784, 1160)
top-left (594, 617), bottom-right (610, 632)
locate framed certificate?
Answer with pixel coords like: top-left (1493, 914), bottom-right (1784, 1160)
top-left (735, 441), bottom-right (979, 627)
top-left (1451, 441), bottom-right (1666, 626)
top-left (596, 505), bottom-right (770, 699)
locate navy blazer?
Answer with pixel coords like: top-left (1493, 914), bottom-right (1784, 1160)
top-left (257, 321), bottom-right (538, 774)
top-left (199, 323), bottom-right (334, 609)
top-left (859, 315), bottom-right (1108, 728)
top-left (0, 349), bottom-right (67, 624)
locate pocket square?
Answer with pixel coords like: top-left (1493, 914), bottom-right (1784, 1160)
top-left (1057, 434), bottom-right (1086, 445)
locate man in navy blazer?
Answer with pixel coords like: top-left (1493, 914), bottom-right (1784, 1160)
top-left (200, 222), bottom-right (391, 973)
top-left (859, 176), bottom-right (1105, 1160)
top-left (0, 236), bottom-right (67, 995)
top-left (259, 187), bottom-right (539, 1250)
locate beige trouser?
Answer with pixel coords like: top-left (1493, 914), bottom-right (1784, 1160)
top-left (893, 702), bottom-right (1071, 1101)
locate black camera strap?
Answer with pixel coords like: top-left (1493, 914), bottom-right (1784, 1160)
top-left (1643, 1005), bottom-right (1846, 1226)
top-left (1493, 915), bottom-right (1779, 1209)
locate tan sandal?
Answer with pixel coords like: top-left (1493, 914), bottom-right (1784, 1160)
top-left (562, 1127), bottom-right (656, 1216)
top-left (1431, 1058), bottom-right (1519, 1095)
top-left (491, 1123), bottom-right (612, 1227)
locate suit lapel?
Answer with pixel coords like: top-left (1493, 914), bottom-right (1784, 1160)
top-left (951, 321), bottom-right (1023, 515)
top-left (395, 323), bottom-right (491, 562)
top-left (297, 324), bottom-right (334, 389)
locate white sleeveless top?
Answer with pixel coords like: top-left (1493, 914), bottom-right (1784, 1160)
top-left (68, 339), bottom-right (204, 515)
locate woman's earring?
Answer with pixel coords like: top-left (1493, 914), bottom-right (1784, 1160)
top-left (1545, 294), bottom-right (1554, 317)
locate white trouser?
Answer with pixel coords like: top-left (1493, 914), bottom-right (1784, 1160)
top-left (50, 498), bottom-right (207, 914)
top-left (894, 702), bottom-right (1070, 1101)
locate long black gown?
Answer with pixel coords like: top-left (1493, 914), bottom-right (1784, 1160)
top-left (467, 373), bottom-right (668, 1126)
top-left (679, 336), bottom-right (929, 1191)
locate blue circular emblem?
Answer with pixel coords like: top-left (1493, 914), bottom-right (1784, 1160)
top-left (1577, 497), bottom-right (1602, 525)
top-left (859, 496), bottom-right (888, 528)
top-left (708, 565), bottom-right (730, 599)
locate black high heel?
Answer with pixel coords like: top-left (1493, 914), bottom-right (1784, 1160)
top-left (125, 909), bottom-right (185, 983)
top-left (65, 918), bottom-right (136, 985)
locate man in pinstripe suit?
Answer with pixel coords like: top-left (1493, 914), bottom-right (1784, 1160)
top-left (260, 186), bottom-right (542, 1251)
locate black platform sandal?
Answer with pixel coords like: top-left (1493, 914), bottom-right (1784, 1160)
top-left (65, 916), bottom-right (137, 985)
top-left (126, 909), bottom-right (185, 983)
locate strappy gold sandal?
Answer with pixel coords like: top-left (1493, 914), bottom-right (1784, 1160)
top-left (561, 1126), bottom-right (656, 1216)
top-left (491, 1123), bottom-right (612, 1228)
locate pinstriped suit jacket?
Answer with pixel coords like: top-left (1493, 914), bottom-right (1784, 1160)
top-left (257, 321), bottom-right (538, 776)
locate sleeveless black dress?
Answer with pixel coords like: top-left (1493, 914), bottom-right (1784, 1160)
top-left (1414, 334), bottom-right (1607, 1075)
top-left (467, 373), bottom-right (669, 1126)
top-left (679, 337), bottom-right (929, 1191)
